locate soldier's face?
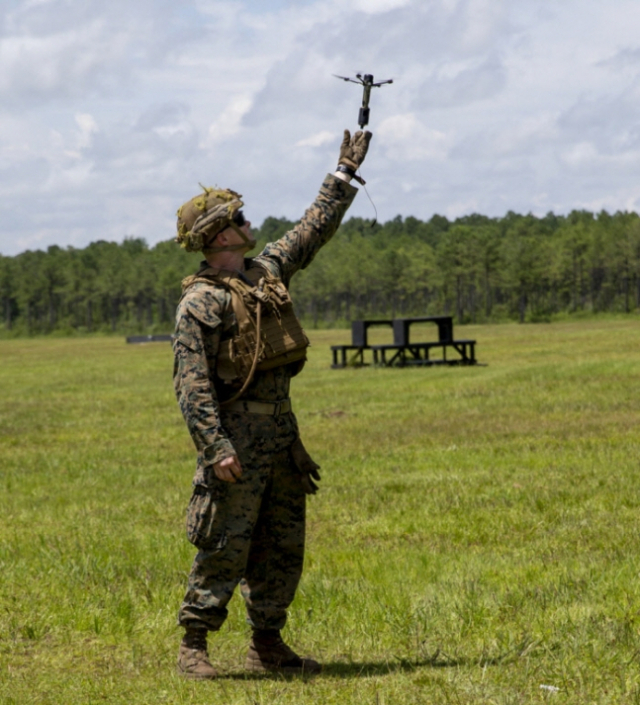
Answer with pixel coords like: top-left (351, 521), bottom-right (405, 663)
top-left (238, 220), bottom-right (256, 250)
top-left (220, 220), bottom-right (256, 251)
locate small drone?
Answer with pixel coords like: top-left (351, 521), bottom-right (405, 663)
top-left (334, 72), bottom-right (393, 129)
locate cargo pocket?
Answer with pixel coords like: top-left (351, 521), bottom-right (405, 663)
top-left (185, 485), bottom-right (227, 550)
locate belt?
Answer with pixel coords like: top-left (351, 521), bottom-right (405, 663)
top-left (222, 399), bottom-right (292, 416)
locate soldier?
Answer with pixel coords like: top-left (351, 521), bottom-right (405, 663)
top-left (172, 129), bottom-right (372, 678)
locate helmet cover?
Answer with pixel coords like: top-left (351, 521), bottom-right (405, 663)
top-left (176, 185), bottom-right (244, 252)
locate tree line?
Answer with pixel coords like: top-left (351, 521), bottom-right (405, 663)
top-left (1, 209), bottom-right (639, 336)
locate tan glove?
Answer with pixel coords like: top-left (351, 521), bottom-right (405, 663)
top-left (338, 129), bottom-right (372, 173)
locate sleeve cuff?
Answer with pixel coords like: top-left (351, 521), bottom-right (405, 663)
top-left (325, 172), bottom-right (359, 195)
top-left (202, 439), bottom-right (236, 467)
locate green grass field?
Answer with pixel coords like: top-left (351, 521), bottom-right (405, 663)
top-left (1, 319), bottom-right (640, 704)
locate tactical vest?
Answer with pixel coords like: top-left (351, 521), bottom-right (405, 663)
top-left (181, 264), bottom-right (309, 385)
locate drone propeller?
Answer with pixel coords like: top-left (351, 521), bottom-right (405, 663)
top-left (333, 74), bottom-right (362, 85)
top-left (334, 72), bottom-right (393, 129)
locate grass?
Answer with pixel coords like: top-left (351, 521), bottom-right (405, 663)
top-left (1, 318), bottom-right (640, 703)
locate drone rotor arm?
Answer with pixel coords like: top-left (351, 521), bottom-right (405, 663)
top-left (333, 74), bottom-right (361, 84)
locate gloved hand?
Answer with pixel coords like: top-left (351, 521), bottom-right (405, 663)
top-left (338, 129), bottom-right (372, 172)
top-left (300, 464), bottom-right (321, 495)
top-left (290, 437), bottom-right (322, 495)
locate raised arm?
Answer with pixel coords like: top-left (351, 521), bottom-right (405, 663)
top-left (257, 130), bottom-right (372, 286)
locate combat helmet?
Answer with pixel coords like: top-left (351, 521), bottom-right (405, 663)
top-left (176, 186), bottom-right (252, 253)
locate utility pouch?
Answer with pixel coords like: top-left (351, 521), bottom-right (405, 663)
top-left (185, 485), bottom-right (228, 550)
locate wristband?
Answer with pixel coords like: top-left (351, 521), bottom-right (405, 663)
top-left (336, 164), bottom-right (356, 178)
top-left (336, 163), bottom-right (365, 185)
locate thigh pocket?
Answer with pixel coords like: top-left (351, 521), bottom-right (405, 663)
top-left (185, 485), bottom-right (228, 550)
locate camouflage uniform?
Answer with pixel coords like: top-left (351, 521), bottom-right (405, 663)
top-left (174, 174), bottom-right (357, 632)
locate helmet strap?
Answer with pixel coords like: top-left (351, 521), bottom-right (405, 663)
top-left (229, 220), bottom-right (252, 243)
top-left (202, 220), bottom-right (255, 254)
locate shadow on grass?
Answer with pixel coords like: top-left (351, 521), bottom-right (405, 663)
top-left (317, 658), bottom-right (456, 678)
top-left (319, 650), bottom-right (526, 678)
top-left (222, 649), bottom-right (525, 681)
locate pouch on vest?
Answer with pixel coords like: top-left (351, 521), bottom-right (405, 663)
top-left (181, 265), bottom-right (309, 385)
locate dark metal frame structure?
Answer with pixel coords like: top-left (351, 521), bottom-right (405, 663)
top-left (331, 316), bottom-right (477, 368)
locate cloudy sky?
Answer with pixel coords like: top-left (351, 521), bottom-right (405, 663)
top-left (2, 0), bottom-right (640, 256)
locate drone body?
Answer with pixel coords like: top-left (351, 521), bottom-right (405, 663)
top-left (334, 72), bottom-right (393, 129)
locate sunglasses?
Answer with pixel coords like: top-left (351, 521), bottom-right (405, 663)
top-left (232, 210), bottom-right (246, 227)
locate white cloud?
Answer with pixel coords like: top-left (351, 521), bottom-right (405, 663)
top-left (378, 113), bottom-right (449, 161)
top-left (352, 0), bottom-right (411, 13)
top-left (206, 97), bottom-right (253, 145)
top-left (295, 131), bottom-right (335, 148)
top-left (458, 0), bottom-right (508, 51)
top-left (561, 142), bottom-right (599, 168)
top-left (74, 113), bottom-right (99, 151)
top-left (3, 0), bottom-right (640, 255)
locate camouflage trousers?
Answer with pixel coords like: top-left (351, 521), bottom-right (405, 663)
top-left (178, 411), bottom-right (306, 632)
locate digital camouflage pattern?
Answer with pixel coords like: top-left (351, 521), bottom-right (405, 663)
top-left (178, 411), bottom-right (303, 631)
top-left (173, 173), bottom-right (357, 475)
top-left (174, 173), bottom-right (357, 631)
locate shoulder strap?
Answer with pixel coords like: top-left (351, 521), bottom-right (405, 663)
top-left (182, 262), bottom-right (269, 292)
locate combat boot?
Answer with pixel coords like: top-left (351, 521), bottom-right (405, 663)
top-left (177, 627), bottom-right (218, 679)
top-left (245, 629), bottom-right (322, 675)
